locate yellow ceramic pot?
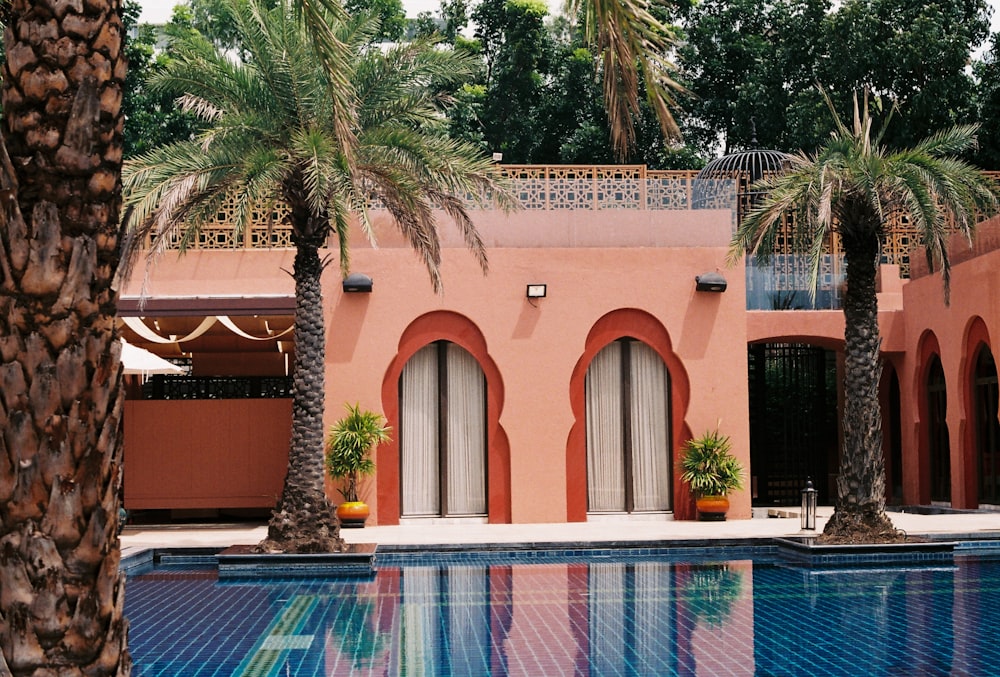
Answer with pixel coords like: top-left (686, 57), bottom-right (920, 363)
top-left (695, 495), bottom-right (730, 522)
top-left (336, 501), bottom-right (370, 528)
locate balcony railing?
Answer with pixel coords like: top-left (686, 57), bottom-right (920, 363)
top-left (153, 167), bottom-right (736, 251)
top-left (148, 166), bottom-right (1000, 289)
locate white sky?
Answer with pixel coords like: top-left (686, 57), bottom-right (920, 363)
top-left (138, 0), bottom-right (440, 23)
top-left (139, 0), bottom-right (1000, 32)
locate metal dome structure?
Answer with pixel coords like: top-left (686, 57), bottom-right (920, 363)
top-left (694, 146), bottom-right (793, 219)
top-left (697, 147), bottom-right (792, 183)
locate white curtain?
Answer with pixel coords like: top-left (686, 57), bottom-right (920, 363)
top-left (632, 562), bottom-right (673, 673)
top-left (447, 344), bottom-right (487, 515)
top-left (401, 342), bottom-right (487, 517)
top-left (400, 567), bottom-right (440, 676)
top-left (401, 345), bottom-right (440, 516)
top-left (589, 563), bottom-right (626, 675)
top-left (630, 343), bottom-right (671, 511)
top-left (586, 345), bottom-right (625, 511)
top-left (448, 567), bottom-right (490, 674)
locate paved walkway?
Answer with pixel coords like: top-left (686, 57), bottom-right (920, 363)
top-left (120, 508), bottom-right (1000, 553)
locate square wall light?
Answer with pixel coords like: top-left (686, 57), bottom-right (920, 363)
top-left (526, 284), bottom-right (547, 299)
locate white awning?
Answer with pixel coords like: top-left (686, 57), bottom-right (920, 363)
top-left (120, 339), bottom-right (184, 376)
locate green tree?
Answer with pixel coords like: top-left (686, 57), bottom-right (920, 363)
top-left (973, 34), bottom-right (1000, 168)
top-left (345, 0), bottom-right (408, 41)
top-left (121, 0), bottom-right (514, 553)
top-left (679, 0), bottom-right (832, 155)
top-left (0, 0), bottom-right (130, 674)
top-left (186, 0), bottom-right (280, 49)
top-left (122, 1), bottom-right (202, 158)
top-left (568, 0), bottom-right (686, 156)
top-left (412, 11), bottom-right (439, 39)
top-left (731, 92), bottom-right (999, 541)
top-left (440, 0), bottom-right (469, 42)
top-left (820, 0), bottom-right (988, 151)
top-left (679, 0), bottom-right (990, 157)
top-left (472, 0), bottom-right (554, 162)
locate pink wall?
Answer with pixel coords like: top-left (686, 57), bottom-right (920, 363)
top-left (901, 245), bottom-right (1000, 507)
top-left (125, 204), bottom-right (753, 523)
top-left (124, 399), bottom-right (291, 509)
top-left (326, 242), bottom-right (751, 524)
top-left (119, 197), bottom-right (1000, 519)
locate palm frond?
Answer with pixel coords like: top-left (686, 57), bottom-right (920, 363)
top-left (567, 0), bottom-right (683, 159)
top-left (730, 90), bottom-right (1000, 306)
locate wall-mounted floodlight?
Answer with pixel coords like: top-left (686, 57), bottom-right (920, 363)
top-left (695, 272), bottom-right (727, 293)
top-left (343, 273), bottom-right (373, 293)
top-left (526, 284), bottom-right (547, 299)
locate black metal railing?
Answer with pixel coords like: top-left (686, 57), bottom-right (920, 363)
top-left (140, 375), bottom-right (293, 399)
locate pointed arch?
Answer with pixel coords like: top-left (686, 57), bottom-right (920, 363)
top-left (915, 331), bottom-right (948, 504)
top-left (567, 309), bottom-right (691, 521)
top-left (379, 312), bottom-right (509, 524)
top-left (963, 318), bottom-right (998, 507)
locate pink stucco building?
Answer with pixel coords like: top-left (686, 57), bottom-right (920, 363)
top-left (118, 166), bottom-right (1000, 524)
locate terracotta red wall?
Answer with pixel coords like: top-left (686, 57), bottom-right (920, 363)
top-left (902, 244), bottom-right (1000, 508)
top-left (123, 399), bottom-right (290, 509)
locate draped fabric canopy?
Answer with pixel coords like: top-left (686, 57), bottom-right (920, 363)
top-left (120, 339), bottom-right (185, 376)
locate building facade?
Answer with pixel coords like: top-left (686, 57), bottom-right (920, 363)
top-left (117, 166), bottom-right (1000, 524)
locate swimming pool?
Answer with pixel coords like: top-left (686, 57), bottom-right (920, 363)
top-left (123, 547), bottom-right (1000, 676)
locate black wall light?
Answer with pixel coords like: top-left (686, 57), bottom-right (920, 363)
top-left (695, 272), bottom-right (727, 293)
top-left (343, 272), bottom-right (373, 293)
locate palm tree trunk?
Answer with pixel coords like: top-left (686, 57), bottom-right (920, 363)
top-left (0, 0), bottom-right (131, 674)
top-left (822, 217), bottom-right (899, 541)
top-left (259, 240), bottom-right (343, 553)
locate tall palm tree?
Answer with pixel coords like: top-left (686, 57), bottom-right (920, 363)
top-left (0, 1), bottom-right (131, 675)
top-left (731, 92), bottom-right (1000, 542)
top-left (567, 0), bottom-right (684, 158)
top-left (121, 0), bottom-right (515, 553)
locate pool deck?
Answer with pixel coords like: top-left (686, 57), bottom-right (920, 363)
top-left (120, 507), bottom-right (1000, 555)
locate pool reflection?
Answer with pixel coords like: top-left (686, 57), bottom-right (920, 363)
top-left (125, 555), bottom-right (993, 677)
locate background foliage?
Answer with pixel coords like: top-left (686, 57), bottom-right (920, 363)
top-left (127, 0), bottom-right (1000, 168)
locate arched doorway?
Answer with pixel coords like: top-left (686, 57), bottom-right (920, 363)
top-left (974, 346), bottom-right (1000, 505)
top-left (585, 339), bottom-right (672, 514)
top-left (399, 341), bottom-right (487, 518)
top-left (885, 366), bottom-right (903, 505)
top-left (927, 355), bottom-right (951, 503)
top-left (748, 343), bottom-right (838, 506)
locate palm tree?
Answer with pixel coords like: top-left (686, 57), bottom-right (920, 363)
top-left (730, 91), bottom-right (1000, 542)
top-left (0, 1), bottom-right (131, 675)
top-left (121, 0), bottom-right (515, 553)
top-left (567, 0), bottom-right (684, 158)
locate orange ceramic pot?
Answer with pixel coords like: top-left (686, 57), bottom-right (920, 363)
top-left (695, 495), bottom-right (730, 521)
top-left (336, 501), bottom-right (370, 528)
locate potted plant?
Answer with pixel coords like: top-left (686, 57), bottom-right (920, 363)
top-left (325, 403), bottom-right (391, 528)
top-left (679, 428), bottom-right (745, 521)
top-left (681, 563), bottom-right (744, 628)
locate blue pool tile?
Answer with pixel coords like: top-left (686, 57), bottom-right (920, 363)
top-left (125, 548), bottom-right (1000, 676)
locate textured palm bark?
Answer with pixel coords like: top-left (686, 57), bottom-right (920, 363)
top-left (0, 0), bottom-right (131, 674)
top-left (257, 236), bottom-right (343, 553)
top-left (821, 208), bottom-right (900, 543)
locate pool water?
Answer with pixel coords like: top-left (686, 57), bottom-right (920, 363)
top-left (123, 549), bottom-right (1000, 676)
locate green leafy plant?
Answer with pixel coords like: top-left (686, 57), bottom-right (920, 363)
top-left (679, 428), bottom-right (745, 497)
top-left (682, 564), bottom-right (744, 628)
top-left (325, 403), bottom-right (392, 503)
top-left (329, 589), bottom-right (388, 669)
